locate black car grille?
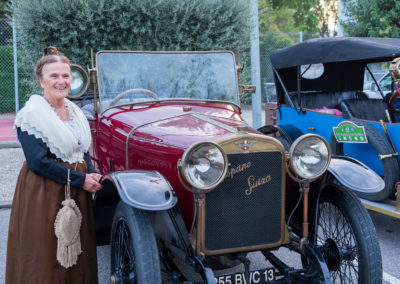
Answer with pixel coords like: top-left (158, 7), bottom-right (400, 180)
top-left (204, 151), bottom-right (283, 252)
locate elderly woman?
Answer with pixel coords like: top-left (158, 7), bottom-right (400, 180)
top-left (6, 47), bottom-right (102, 284)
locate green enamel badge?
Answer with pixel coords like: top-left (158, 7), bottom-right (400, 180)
top-left (333, 121), bottom-right (368, 143)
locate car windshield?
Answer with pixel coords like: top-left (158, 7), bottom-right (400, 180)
top-left (364, 62), bottom-right (392, 95)
top-left (96, 51), bottom-right (239, 110)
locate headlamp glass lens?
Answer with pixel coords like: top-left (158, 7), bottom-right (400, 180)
top-left (184, 143), bottom-right (226, 189)
top-left (70, 69), bottom-right (84, 95)
top-left (291, 136), bottom-right (330, 179)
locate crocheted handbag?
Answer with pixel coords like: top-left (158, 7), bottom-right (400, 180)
top-left (54, 167), bottom-right (82, 268)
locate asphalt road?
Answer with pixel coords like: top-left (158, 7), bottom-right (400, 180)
top-left (0, 208), bottom-right (399, 284)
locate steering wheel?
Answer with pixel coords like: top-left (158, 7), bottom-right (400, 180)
top-left (109, 88), bottom-right (158, 106)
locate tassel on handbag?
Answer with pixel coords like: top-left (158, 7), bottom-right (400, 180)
top-left (54, 166), bottom-right (82, 268)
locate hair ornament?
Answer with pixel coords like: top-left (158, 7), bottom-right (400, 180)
top-left (43, 46), bottom-right (61, 57)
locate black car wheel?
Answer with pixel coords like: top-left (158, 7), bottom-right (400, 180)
top-left (111, 201), bottom-right (161, 283)
top-left (308, 186), bottom-right (382, 284)
top-left (275, 135), bottom-right (291, 151)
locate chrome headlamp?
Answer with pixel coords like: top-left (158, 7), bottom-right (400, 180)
top-left (68, 63), bottom-right (89, 99)
top-left (181, 142), bottom-right (228, 192)
top-left (289, 134), bottom-right (331, 180)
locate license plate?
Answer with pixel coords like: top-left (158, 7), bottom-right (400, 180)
top-left (215, 268), bottom-right (275, 284)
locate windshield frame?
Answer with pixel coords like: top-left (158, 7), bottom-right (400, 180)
top-left (95, 50), bottom-right (240, 113)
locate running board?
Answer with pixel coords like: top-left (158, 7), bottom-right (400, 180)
top-left (360, 198), bottom-right (400, 219)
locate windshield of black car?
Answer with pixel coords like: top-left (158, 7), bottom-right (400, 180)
top-left (364, 62), bottom-right (392, 97)
top-left (96, 52), bottom-right (239, 110)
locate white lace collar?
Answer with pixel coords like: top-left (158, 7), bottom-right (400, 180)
top-left (14, 95), bottom-right (92, 163)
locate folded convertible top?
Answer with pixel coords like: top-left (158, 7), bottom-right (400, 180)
top-left (270, 37), bottom-right (400, 69)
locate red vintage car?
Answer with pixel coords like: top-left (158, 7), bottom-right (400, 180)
top-left (69, 51), bottom-right (383, 284)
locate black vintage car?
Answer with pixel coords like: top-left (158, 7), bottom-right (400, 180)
top-left (69, 50), bottom-right (383, 283)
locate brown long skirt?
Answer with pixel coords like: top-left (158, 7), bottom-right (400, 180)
top-left (6, 161), bottom-right (98, 284)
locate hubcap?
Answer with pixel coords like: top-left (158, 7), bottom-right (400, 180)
top-left (323, 238), bottom-right (341, 271)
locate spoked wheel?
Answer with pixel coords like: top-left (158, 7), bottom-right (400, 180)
top-left (308, 187), bottom-right (382, 284)
top-left (111, 201), bottom-right (161, 283)
top-left (317, 202), bottom-right (359, 282)
top-left (113, 219), bottom-right (135, 282)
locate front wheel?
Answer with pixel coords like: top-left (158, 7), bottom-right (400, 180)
top-left (308, 186), bottom-right (382, 283)
top-left (110, 201), bottom-right (161, 283)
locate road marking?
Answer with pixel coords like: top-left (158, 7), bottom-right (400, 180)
top-left (384, 272), bottom-right (400, 284)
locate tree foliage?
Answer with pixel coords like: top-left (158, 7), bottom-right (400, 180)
top-left (0, 0), bottom-right (10, 17)
top-left (262, 0), bottom-right (320, 33)
top-left (8, 0), bottom-right (250, 74)
top-left (256, 0), bottom-right (337, 102)
top-left (342, 0), bottom-right (400, 37)
top-left (257, 1), bottom-right (308, 101)
top-left (319, 0), bottom-right (337, 37)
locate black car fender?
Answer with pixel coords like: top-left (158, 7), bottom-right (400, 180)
top-left (276, 124), bottom-right (303, 143)
top-left (326, 156), bottom-right (385, 195)
top-left (102, 171), bottom-right (194, 262)
top-left (101, 170), bottom-right (177, 211)
top-left (94, 170), bottom-right (179, 246)
top-left (257, 124), bottom-right (303, 144)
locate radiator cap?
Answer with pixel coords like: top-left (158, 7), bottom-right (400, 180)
top-left (237, 124), bottom-right (248, 134)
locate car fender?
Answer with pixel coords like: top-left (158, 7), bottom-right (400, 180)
top-left (327, 156), bottom-right (385, 195)
top-left (277, 124), bottom-right (303, 143)
top-left (102, 170), bottom-right (177, 211)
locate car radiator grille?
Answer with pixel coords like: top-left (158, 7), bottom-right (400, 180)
top-left (204, 151), bottom-right (283, 252)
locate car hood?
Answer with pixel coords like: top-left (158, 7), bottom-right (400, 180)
top-left (103, 102), bottom-right (256, 149)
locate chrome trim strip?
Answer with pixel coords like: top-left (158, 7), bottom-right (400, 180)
top-left (190, 113), bottom-right (237, 133)
top-left (101, 98), bottom-right (240, 115)
top-left (130, 136), bottom-right (186, 150)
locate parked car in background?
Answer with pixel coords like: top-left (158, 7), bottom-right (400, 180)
top-left (69, 50), bottom-right (382, 283)
top-left (367, 71), bottom-right (392, 97)
top-left (264, 82), bottom-right (277, 102)
top-left (268, 37), bottom-right (400, 214)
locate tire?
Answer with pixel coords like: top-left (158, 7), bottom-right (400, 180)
top-left (275, 135), bottom-right (291, 151)
top-left (307, 186), bottom-right (382, 284)
top-left (257, 124), bottom-right (296, 150)
top-left (330, 119), bottom-right (399, 201)
top-left (111, 201), bottom-right (161, 283)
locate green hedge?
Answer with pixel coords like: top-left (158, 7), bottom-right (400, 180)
top-left (9, 0), bottom-right (250, 78)
top-left (0, 45), bottom-right (14, 112)
top-left (0, 45), bottom-right (33, 113)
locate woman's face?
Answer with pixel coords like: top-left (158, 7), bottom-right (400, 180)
top-left (39, 61), bottom-right (72, 101)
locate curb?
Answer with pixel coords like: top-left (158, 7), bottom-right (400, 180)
top-left (0, 141), bottom-right (21, 149)
top-left (0, 201), bottom-right (12, 209)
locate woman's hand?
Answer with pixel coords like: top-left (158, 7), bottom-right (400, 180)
top-left (83, 173), bottom-right (103, 192)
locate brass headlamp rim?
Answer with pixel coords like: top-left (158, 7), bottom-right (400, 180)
top-left (180, 141), bottom-right (228, 193)
top-left (68, 63), bottom-right (90, 99)
top-left (288, 134), bottom-right (331, 181)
